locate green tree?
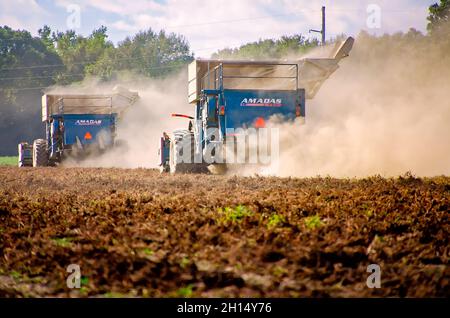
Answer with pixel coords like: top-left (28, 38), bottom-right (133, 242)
top-left (0, 26), bottom-right (62, 155)
top-left (52, 26), bottom-right (113, 84)
top-left (88, 29), bottom-right (193, 80)
top-left (211, 34), bottom-right (319, 59)
top-left (427, 0), bottom-right (450, 34)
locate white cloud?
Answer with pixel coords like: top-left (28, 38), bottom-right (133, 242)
top-left (0, 0), bottom-right (48, 31)
top-left (110, 20), bottom-right (139, 32)
top-left (55, 0), bottom-right (165, 15)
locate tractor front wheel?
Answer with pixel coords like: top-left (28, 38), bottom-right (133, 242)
top-left (169, 137), bottom-right (190, 174)
top-left (169, 130), bottom-right (195, 174)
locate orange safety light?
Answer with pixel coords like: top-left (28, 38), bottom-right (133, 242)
top-left (254, 117), bottom-right (266, 128)
top-left (296, 104), bottom-right (302, 117)
top-left (84, 132), bottom-right (92, 140)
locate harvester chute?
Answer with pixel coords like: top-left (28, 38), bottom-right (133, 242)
top-left (298, 36), bottom-right (354, 99)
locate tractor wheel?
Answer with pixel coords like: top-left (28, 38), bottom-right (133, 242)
top-left (18, 143), bottom-right (25, 167)
top-left (159, 163), bottom-right (170, 173)
top-left (32, 139), bottom-right (48, 167)
top-left (169, 130), bottom-right (194, 174)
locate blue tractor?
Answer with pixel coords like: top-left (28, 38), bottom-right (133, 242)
top-left (159, 37), bottom-right (354, 173)
top-left (18, 87), bottom-right (138, 167)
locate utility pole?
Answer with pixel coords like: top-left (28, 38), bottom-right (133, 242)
top-left (321, 6), bottom-right (326, 45)
top-left (309, 6), bottom-right (326, 45)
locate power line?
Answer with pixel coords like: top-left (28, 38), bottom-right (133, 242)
top-left (0, 63), bottom-right (190, 91)
top-left (0, 63), bottom-right (186, 81)
top-left (0, 71), bottom-right (181, 92)
top-left (0, 30), bottom-right (344, 84)
top-left (0, 39), bottom-right (243, 72)
top-left (0, 13), bottom-right (307, 72)
top-left (118, 7), bottom-right (426, 31)
top-left (0, 24), bottom-right (355, 83)
top-left (0, 35), bottom-right (295, 74)
top-left (0, 5), bottom-right (375, 84)
top-left (0, 36), bottom-right (312, 80)
top-left (1, 28), bottom-right (337, 74)
top-left (0, 86), bottom-right (51, 91)
top-left (0, 54), bottom-right (193, 72)
top-left (163, 11), bottom-right (311, 29)
top-left (0, 58), bottom-right (108, 71)
top-left (326, 8), bottom-right (424, 12)
top-left (0, 73), bottom-right (84, 81)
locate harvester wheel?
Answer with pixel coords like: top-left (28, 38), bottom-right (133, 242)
top-left (32, 139), bottom-right (48, 167)
top-left (159, 164), bottom-right (170, 173)
top-left (169, 130), bottom-right (194, 174)
top-left (18, 143), bottom-right (27, 167)
top-left (169, 139), bottom-right (188, 174)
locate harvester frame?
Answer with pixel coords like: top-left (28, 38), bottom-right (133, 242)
top-left (18, 87), bottom-right (138, 167)
top-left (159, 37), bottom-right (354, 174)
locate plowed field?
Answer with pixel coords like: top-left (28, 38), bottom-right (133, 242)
top-left (0, 167), bottom-right (448, 297)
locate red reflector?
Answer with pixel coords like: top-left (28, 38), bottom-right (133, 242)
top-left (296, 104), bottom-right (301, 117)
top-left (219, 106), bottom-right (225, 115)
top-left (84, 132), bottom-right (92, 140)
top-left (254, 117), bottom-right (266, 128)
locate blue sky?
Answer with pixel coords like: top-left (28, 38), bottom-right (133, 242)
top-left (0, 0), bottom-right (433, 57)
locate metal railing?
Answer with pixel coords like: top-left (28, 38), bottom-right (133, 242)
top-left (55, 96), bottom-right (114, 115)
top-left (200, 62), bottom-right (299, 92)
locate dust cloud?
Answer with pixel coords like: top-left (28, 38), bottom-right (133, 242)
top-left (267, 32), bottom-right (450, 177)
top-left (54, 31), bottom-right (449, 177)
top-left (52, 72), bottom-right (192, 168)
